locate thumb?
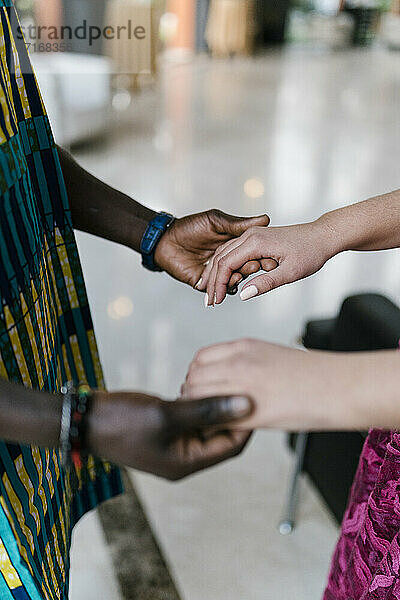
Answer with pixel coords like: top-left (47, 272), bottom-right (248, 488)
top-left (239, 266), bottom-right (291, 300)
top-left (212, 212), bottom-right (270, 236)
top-left (167, 396), bottom-right (253, 431)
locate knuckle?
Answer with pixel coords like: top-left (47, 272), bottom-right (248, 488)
top-left (231, 444), bottom-right (244, 458)
top-left (167, 468), bottom-right (185, 482)
top-left (249, 226), bottom-right (261, 237)
top-left (214, 253), bottom-right (223, 266)
top-left (231, 339), bottom-right (245, 353)
top-left (207, 208), bottom-right (221, 219)
top-left (216, 257), bottom-right (229, 274)
top-left (193, 353), bottom-right (203, 366)
top-left (207, 209), bottom-right (224, 227)
top-left (196, 347), bottom-right (212, 363)
top-left (239, 338), bottom-right (254, 352)
top-left (261, 273), bottom-right (275, 291)
top-left (185, 371), bottom-right (195, 385)
top-left (158, 402), bottom-right (172, 431)
top-left (194, 348), bottom-right (205, 362)
top-left (182, 383), bottom-right (192, 397)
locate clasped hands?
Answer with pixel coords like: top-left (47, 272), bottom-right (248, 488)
top-left (93, 210), bottom-right (345, 481)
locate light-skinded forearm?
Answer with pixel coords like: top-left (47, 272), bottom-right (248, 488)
top-left (57, 146), bottom-right (156, 253)
top-left (326, 349), bottom-right (400, 431)
top-left (318, 189), bottom-right (400, 256)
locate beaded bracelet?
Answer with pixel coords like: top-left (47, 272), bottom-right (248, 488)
top-left (70, 384), bottom-right (93, 470)
top-left (60, 382), bottom-right (73, 468)
top-left (59, 382), bottom-right (93, 469)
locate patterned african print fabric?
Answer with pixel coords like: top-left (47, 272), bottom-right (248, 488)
top-left (0, 1), bottom-right (123, 599)
top-left (324, 428), bottom-right (400, 599)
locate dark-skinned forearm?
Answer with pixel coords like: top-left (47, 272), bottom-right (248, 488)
top-left (0, 380), bottom-right (129, 459)
top-left (0, 379), bottom-right (62, 447)
top-left (57, 146), bottom-right (156, 252)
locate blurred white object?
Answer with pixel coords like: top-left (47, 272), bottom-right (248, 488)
top-left (30, 53), bottom-right (113, 146)
top-left (380, 13), bottom-right (400, 49)
top-left (287, 11), bottom-right (353, 49)
top-left (159, 12), bottom-right (179, 44)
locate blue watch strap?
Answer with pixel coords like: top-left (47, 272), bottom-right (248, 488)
top-left (140, 212), bottom-right (175, 272)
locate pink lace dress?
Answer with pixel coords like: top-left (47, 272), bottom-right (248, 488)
top-left (324, 429), bottom-right (400, 599)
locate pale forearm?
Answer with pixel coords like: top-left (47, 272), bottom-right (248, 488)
top-left (0, 379), bottom-right (62, 447)
top-left (318, 189), bottom-right (400, 256)
top-left (318, 350), bottom-right (400, 431)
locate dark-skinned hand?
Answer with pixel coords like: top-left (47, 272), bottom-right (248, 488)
top-left (154, 209), bottom-right (273, 296)
top-left (89, 392), bottom-right (253, 481)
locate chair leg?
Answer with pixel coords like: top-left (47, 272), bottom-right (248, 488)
top-left (279, 432), bottom-right (309, 535)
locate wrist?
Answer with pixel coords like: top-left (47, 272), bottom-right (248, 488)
top-left (153, 218), bottom-right (179, 270)
top-left (298, 351), bottom-right (362, 431)
top-left (87, 391), bottom-right (117, 460)
top-left (314, 352), bottom-right (382, 431)
top-left (321, 352), bottom-right (365, 430)
top-left (141, 212), bottom-right (176, 272)
top-left (127, 212), bottom-right (156, 254)
top-left (314, 211), bottom-right (351, 259)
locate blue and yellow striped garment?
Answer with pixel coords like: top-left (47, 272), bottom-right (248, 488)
top-left (0, 2), bottom-right (123, 599)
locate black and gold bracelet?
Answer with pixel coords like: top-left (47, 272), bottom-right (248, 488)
top-left (60, 383), bottom-right (93, 469)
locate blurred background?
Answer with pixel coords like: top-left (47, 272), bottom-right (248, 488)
top-left (15, 1), bottom-right (400, 599)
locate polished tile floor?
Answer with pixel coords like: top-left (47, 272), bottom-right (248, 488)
top-left (70, 48), bottom-right (400, 599)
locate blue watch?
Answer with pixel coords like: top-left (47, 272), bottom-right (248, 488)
top-left (140, 212), bottom-right (175, 272)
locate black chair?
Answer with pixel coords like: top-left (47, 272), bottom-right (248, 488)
top-left (279, 293), bottom-right (400, 534)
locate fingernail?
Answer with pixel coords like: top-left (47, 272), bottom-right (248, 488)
top-left (214, 292), bottom-right (217, 306)
top-left (195, 278), bottom-right (203, 289)
top-left (230, 396), bottom-right (251, 416)
top-left (240, 285), bottom-right (258, 301)
top-left (204, 260), bottom-right (210, 266)
top-left (204, 293), bottom-right (211, 308)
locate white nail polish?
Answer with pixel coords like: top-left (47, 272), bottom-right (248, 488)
top-left (195, 278), bottom-right (203, 289)
top-left (204, 293), bottom-right (209, 307)
top-left (214, 292), bottom-right (217, 305)
top-left (204, 260), bottom-right (210, 266)
top-left (240, 285), bottom-right (258, 301)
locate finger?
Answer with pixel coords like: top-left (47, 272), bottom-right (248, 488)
top-left (210, 210), bottom-right (270, 237)
top-left (227, 271), bottom-right (244, 291)
top-left (260, 258), bottom-right (279, 272)
top-left (205, 233), bottom-right (263, 305)
top-left (239, 260), bottom-right (263, 277)
top-left (202, 230), bottom-right (259, 299)
top-left (181, 383), bottom-right (242, 400)
top-left (185, 363), bottom-right (228, 388)
top-left (208, 242), bottom-right (274, 305)
top-left (226, 259), bottom-right (271, 297)
top-left (192, 341), bottom-right (242, 366)
top-left (209, 241), bottom-right (264, 306)
top-left (225, 259), bottom-right (278, 300)
top-left (200, 237), bottom-right (243, 298)
top-left (226, 284), bottom-right (239, 296)
top-left (175, 430), bottom-right (252, 479)
top-left (239, 265), bottom-right (293, 301)
top-left (166, 396), bottom-right (253, 431)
